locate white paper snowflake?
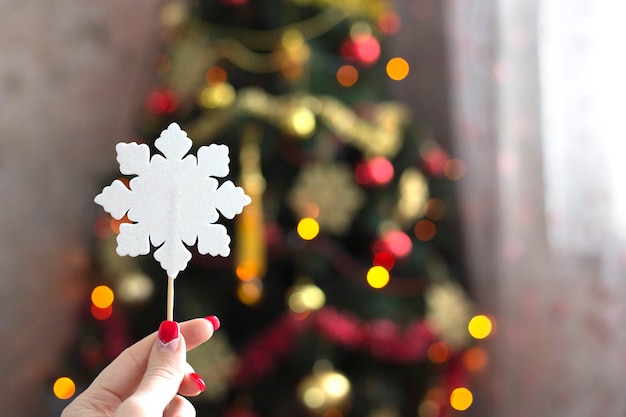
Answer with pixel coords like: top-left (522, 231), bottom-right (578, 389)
top-left (95, 123), bottom-right (251, 278)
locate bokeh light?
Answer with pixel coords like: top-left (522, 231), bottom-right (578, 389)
top-left (288, 283), bottom-right (326, 313)
top-left (420, 144), bottom-right (449, 176)
top-left (373, 251), bottom-right (395, 270)
top-left (110, 215), bottom-right (131, 234)
top-left (297, 217), bottom-right (320, 240)
top-left (368, 157), bottom-right (394, 185)
top-left (299, 369), bottom-right (351, 410)
top-left (424, 198), bottom-right (446, 221)
top-left (336, 65), bottom-right (358, 87)
top-left (237, 279), bottom-right (263, 305)
top-left (449, 387), bottom-right (473, 411)
top-left (160, 1), bottom-right (188, 26)
top-left (377, 230), bottom-right (412, 258)
top-left (386, 57), bottom-right (409, 81)
top-left (355, 157), bottom-right (394, 186)
top-left (366, 266), bottom-right (390, 289)
top-left (93, 217), bottom-right (113, 240)
top-left (414, 219), bottom-right (436, 241)
top-left (340, 30), bottom-right (381, 66)
top-left (289, 107), bottom-right (316, 137)
top-left (91, 304), bottom-right (113, 321)
top-left (444, 158), bottom-right (466, 181)
top-left (200, 83), bottom-right (236, 108)
top-left (236, 260), bottom-right (262, 281)
top-left (145, 88), bottom-right (179, 114)
top-left (462, 347), bottom-right (489, 371)
top-left (425, 387), bottom-right (446, 403)
top-left (418, 399), bottom-right (440, 417)
top-left (53, 377), bottom-right (76, 400)
top-left (91, 285), bottom-right (114, 309)
top-left (378, 11), bottom-right (402, 35)
top-left (205, 66), bottom-right (228, 85)
top-left (468, 314), bottom-right (493, 339)
top-left (427, 341), bottom-right (451, 364)
top-left (117, 273), bottom-right (154, 304)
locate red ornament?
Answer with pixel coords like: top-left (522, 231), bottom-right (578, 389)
top-left (373, 230), bottom-right (413, 259)
top-left (378, 11), bottom-right (402, 35)
top-left (355, 157), bottom-right (394, 187)
top-left (340, 34), bottom-right (381, 66)
top-left (373, 251), bottom-right (395, 270)
top-left (145, 88), bottom-right (179, 115)
top-left (422, 147), bottom-right (449, 176)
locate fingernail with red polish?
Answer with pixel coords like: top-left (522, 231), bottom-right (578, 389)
top-left (205, 315), bottom-right (220, 331)
top-left (158, 320), bottom-right (179, 351)
top-left (189, 372), bottom-right (206, 392)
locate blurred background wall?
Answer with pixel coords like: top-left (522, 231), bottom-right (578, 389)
top-left (0, 1), bottom-right (163, 415)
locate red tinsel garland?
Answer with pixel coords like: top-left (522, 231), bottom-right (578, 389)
top-left (233, 306), bottom-right (438, 387)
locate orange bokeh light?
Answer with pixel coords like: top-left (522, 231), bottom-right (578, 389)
top-left (424, 198), bottom-right (446, 221)
top-left (444, 158), bottom-right (466, 181)
top-left (462, 347), bottom-right (489, 371)
top-left (205, 66), bottom-right (228, 85)
top-left (427, 341), bottom-right (451, 364)
top-left (414, 219), bottom-right (436, 241)
top-left (337, 65), bottom-right (358, 87)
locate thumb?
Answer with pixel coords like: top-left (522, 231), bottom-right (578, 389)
top-left (115, 321), bottom-right (186, 417)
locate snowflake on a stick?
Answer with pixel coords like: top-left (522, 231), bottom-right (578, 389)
top-left (95, 123), bottom-right (251, 278)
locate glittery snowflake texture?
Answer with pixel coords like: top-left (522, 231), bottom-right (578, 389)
top-left (95, 123), bottom-right (251, 278)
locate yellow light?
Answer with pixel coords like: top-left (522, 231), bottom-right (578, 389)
top-left (91, 285), bottom-right (114, 309)
top-left (450, 387), bottom-right (473, 411)
top-left (53, 377), bottom-right (76, 400)
top-left (303, 387), bottom-right (326, 409)
top-left (468, 315), bottom-right (493, 339)
top-left (366, 266), bottom-right (390, 289)
top-left (289, 107), bottom-right (316, 137)
top-left (418, 400), bottom-right (440, 417)
top-left (117, 272), bottom-right (154, 304)
top-left (321, 372), bottom-right (350, 399)
top-left (237, 279), bottom-right (263, 305)
top-left (386, 57), bottom-right (410, 81)
top-left (200, 83), bottom-right (236, 108)
top-left (297, 218), bottom-right (320, 240)
top-left (288, 284), bottom-right (326, 313)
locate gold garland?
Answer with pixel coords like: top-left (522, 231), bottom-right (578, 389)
top-left (187, 86), bottom-right (410, 158)
top-left (286, 0), bottom-right (392, 20)
top-left (201, 7), bottom-right (348, 51)
top-left (163, 2), bottom-right (395, 76)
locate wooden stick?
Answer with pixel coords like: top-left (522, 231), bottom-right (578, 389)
top-left (167, 276), bottom-right (174, 321)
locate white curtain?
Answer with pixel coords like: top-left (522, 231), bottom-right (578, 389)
top-left (540, 0), bottom-right (626, 280)
top-left (446, 0), bottom-right (626, 415)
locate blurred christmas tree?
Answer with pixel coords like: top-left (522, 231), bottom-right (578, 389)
top-left (54, 1), bottom-right (490, 416)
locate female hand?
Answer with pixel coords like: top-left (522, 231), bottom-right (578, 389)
top-left (61, 316), bottom-right (220, 417)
